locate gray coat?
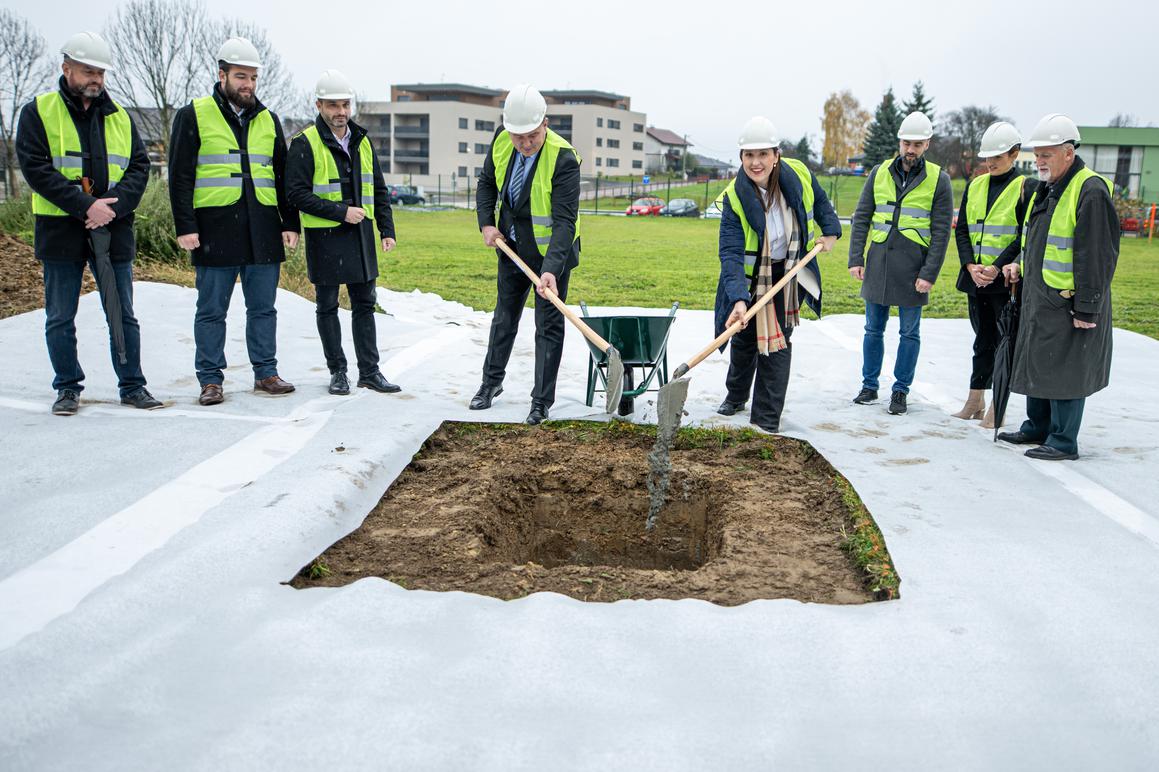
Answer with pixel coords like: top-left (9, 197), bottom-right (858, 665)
top-left (848, 158), bottom-right (954, 307)
top-left (1011, 158), bottom-right (1120, 400)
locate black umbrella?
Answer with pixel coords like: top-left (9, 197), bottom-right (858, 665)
top-left (88, 226), bottom-right (128, 365)
top-left (991, 281), bottom-right (1021, 442)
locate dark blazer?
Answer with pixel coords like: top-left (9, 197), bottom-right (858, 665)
top-left (167, 83), bottom-right (299, 268)
top-left (15, 77), bottom-right (150, 262)
top-left (285, 116), bottom-right (394, 286)
top-left (476, 128), bottom-right (581, 277)
top-left (714, 164), bottom-right (841, 339)
top-left (954, 169), bottom-right (1037, 295)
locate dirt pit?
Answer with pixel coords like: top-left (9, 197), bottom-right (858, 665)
top-left (292, 421), bottom-right (899, 606)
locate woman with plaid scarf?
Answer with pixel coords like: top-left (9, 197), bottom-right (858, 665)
top-left (713, 117), bottom-right (841, 432)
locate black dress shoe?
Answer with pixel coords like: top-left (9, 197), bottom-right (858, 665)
top-left (1025, 445), bottom-right (1079, 461)
top-left (887, 391), bottom-right (907, 415)
top-left (996, 430), bottom-right (1046, 445)
top-left (52, 389), bottom-right (80, 416)
top-left (358, 372), bottom-right (401, 393)
top-left (469, 383), bottom-right (503, 410)
top-left (852, 388), bottom-right (878, 404)
top-left (121, 388), bottom-right (164, 410)
top-left (526, 401), bottom-right (549, 425)
top-left (329, 372), bottom-right (350, 395)
top-left (716, 399), bottom-right (747, 416)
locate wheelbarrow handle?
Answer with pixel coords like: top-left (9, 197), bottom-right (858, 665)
top-left (674, 243), bottom-right (824, 378)
top-left (493, 236), bottom-right (615, 354)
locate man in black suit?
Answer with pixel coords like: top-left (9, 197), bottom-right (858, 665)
top-left (472, 84), bottom-right (582, 425)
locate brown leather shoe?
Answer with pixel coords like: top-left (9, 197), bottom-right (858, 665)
top-left (254, 375), bottom-right (296, 395)
top-left (199, 383), bottom-right (224, 406)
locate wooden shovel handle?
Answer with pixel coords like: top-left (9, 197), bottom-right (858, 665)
top-left (493, 236), bottom-right (614, 353)
top-left (677, 243), bottom-right (825, 376)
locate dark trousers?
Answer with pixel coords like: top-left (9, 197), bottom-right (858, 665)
top-left (724, 261), bottom-right (791, 431)
top-left (966, 292), bottom-right (1009, 389)
top-left (42, 258), bottom-right (145, 397)
top-left (1021, 396), bottom-right (1085, 455)
top-left (194, 263), bottom-right (280, 386)
top-left (481, 255), bottom-right (571, 406)
top-left (315, 280), bottom-right (380, 377)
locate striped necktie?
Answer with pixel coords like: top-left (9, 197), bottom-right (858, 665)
top-left (507, 153), bottom-right (527, 240)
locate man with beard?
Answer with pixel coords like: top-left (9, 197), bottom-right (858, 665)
top-left (168, 37), bottom-right (300, 406)
top-left (848, 111), bottom-right (953, 416)
top-left (998, 114), bottom-right (1120, 460)
top-left (15, 31), bottom-right (161, 416)
top-left (285, 70), bottom-right (399, 396)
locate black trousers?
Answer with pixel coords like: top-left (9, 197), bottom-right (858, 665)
top-left (1021, 396), bottom-right (1085, 455)
top-left (481, 254), bottom-right (571, 406)
top-left (966, 291), bottom-right (1009, 390)
top-left (724, 262), bottom-right (792, 431)
top-left (315, 280), bottom-right (380, 377)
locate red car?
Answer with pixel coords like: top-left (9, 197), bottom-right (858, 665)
top-left (625, 197), bottom-right (663, 216)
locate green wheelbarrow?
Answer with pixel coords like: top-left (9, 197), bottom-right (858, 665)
top-left (579, 302), bottom-right (680, 416)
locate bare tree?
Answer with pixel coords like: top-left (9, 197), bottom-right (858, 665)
top-left (0, 9), bottom-right (53, 196)
top-left (1108, 113), bottom-right (1138, 128)
top-left (932, 105), bottom-right (1006, 178)
top-left (105, 0), bottom-right (212, 157)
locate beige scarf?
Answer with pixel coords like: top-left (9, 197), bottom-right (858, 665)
top-left (754, 187), bottom-right (801, 354)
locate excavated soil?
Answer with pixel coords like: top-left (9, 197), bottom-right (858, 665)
top-left (0, 234), bottom-right (98, 319)
top-left (293, 422), bottom-right (898, 606)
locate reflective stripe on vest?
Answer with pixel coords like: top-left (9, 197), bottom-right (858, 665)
top-left (1020, 167), bottom-right (1113, 291)
top-left (491, 128), bottom-right (582, 251)
top-left (192, 96), bottom-right (277, 208)
top-left (870, 159), bottom-right (941, 246)
top-left (297, 124), bottom-right (376, 229)
top-left (965, 173), bottom-right (1025, 266)
top-left (715, 159), bottom-right (818, 278)
top-left (30, 91), bottom-right (132, 217)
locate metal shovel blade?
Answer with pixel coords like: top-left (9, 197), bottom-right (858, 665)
top-left (603, 346), bottom-right (624, 415)
top-left (655, 376), bottom-right (690, 440)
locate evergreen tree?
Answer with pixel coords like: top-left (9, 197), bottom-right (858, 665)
top-left (902, 80), bottom-right (935, 126)
top-left (863, 87), bottom-right (903, 168)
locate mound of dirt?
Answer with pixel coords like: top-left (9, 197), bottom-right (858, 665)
top-left (0, 234), bottom-right (98, 319)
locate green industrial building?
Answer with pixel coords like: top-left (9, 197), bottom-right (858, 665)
top-left (1076, 126), bottom-right (1159, 203)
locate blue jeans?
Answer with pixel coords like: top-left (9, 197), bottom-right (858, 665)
top-left (194, 264), bottom-right (280, 386)
top-left (862, 302), bottom-right (922, 394)
top-left (43, 259), bottom-right (145, 397)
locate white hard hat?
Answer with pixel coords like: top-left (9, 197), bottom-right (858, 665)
top-left (897, 111), bottom-right (934, 141)
top-left (315, 69), bottom-right (354, 101)
top-left (738, 116), bottom-right (779, 150)
top-left (1024, 113), bottom-right (1081, 148)
top-left (978, 121), bottom-right (1022, 157)
top-left (61, 31), bottom-right (114, 71)
top-left (502, 84), bottom-right (547, 134)
top-left (216, 37), bottom-right (262, 68)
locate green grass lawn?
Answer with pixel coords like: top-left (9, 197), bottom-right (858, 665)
top-left (382, 209), bottom-right (1159, 339)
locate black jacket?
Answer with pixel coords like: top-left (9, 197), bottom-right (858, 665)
top-left (15, 77), bottom-right (150, 262)
top-left (954, 168), bottom-right (1037, 295)
top-left (476, 129), bottom-right (581, 277)
top-left (167, 83), bottom-right (298, 267)
top-left (285, 116), bottom-right (394, 286)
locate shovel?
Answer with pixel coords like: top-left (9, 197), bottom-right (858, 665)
top-left (493, 236), bottom-right (624, 415)
top-left (658, 243), bottom-right (826, 431)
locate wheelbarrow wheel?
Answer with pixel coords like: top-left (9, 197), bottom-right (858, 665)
top-left (616, 367), bottom-right (634, 416)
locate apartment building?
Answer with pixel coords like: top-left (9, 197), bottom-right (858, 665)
top-left (357, 83), bottom-right (647, 189)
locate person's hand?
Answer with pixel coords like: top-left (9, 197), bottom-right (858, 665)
top-left (85, 197), bottom-right (118, 229)
top-left (177, 233), bottom-right (201, 251)
top-left (344, 206), bottom-right (366, 225)
top-left (481, 225), bottom-right (501, 247)
top-left (915, 278), bottom-right (933, 293)
top-left (817, 235), bottom-right (837, 253)
top-left (727, 300), bottom-right (748, 329)
top-left (537, 272), bottom-right (558, 299)
top-left (1003, 263), bottom-right (1021, 284)
top-left (1073, 318), bottom-right (1097, 330)
top-left (978, 265), bottom-right (998, 287)
top-left (282, 231), bottom-right (299, 249)
top-left (381, 237), bottom-right (396, 253)
top-left (849, 266), bottom-right (864, 281)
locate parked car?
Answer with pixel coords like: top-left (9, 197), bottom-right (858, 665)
top-left (388, 184), bottom-right (426, 205)
top-left (625, 197), bottom-right (663, 216)
top-left (659, 198), bottom-right (700, 218)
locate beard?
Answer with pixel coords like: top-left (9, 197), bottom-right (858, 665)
top-left (69, 82), bottom-right (103, 100)
top-left (223, 80), bottom-right (257, 110)
top-left (1036, 169), bottom-right (1052, 182)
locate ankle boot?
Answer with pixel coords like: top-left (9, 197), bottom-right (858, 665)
top-left (980, 401), bottom-right (999, 429)
top-left (952, 389), bottom-right (985, 420)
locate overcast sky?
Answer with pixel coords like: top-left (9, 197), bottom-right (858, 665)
top-left (24, 0), bottom-right (1158, 161)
